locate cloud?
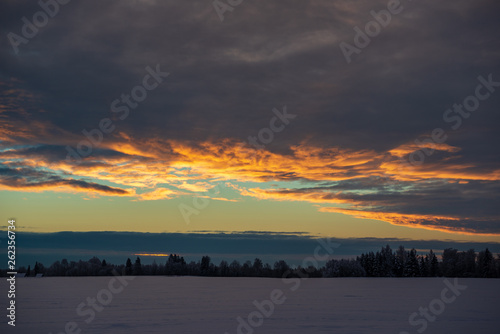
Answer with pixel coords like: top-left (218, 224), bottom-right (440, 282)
top-left (1, 135), bottom-right (499, 233)
top-left (136, 187), bottom-right (186, 201)
top-left (2, 231), bottom-right (499, 268)
top-left (0, 166), bottom-right (132, 196)
top-left (0, 0), bottom-right (499, 235)
top-left (389, 141), bottom-right (461, 158)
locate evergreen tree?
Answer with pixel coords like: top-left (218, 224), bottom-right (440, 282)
top-left (442, 248), bottom-right (459, 277)
top-left (133, 257), bottom-right (143, 275)
top-left (201, 256), bottom-right (211, 276)
top-left (125, 258), bottom-right (133, 275)
top-left (273, 260), bottom-right (290, 278)
top-left (166, 254), bottom-right (187, 275)
top-left (464, 249), bottom-right (476, 277)
top-left (359, 252), bottom-right (376, 277)
top-left (380, 245), bottom-right (395, 277)
top-left (405, 249), bottom-right (420, 277)
top-left (394, 246), bottom-right (406, 277)
top-left (477, 248), bottom-right (494, 278)
top-left (429, 250), bottom-right (439, 277)
top-left (419, 256), bottom-right (429, 277)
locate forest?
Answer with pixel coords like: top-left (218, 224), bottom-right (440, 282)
top-left (2, 245), bottom-right (499, 278)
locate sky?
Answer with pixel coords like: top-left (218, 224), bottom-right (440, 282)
top-left (1, 0), bottom-right (500, 265)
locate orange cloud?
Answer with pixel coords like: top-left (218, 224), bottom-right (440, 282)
top-left (234, 186), bottom-right (354, 205)
top-left (389, 142), bottom-right (461, 158)
top-left (136, 188), bottom-right (186, 201)
top-left (2, 122), bottom-right (500, 235)
top-left (319, 207), bottom-right (499, 236)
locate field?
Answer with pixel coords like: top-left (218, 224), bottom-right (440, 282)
top-left (1, 277), bottom-right (499, 333)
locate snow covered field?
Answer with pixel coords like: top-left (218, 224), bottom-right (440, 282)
top-left (1, 276), bottom-right (499, 333)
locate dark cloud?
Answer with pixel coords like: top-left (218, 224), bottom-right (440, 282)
top-left (1, 0), bottom-right (498, 148)
top-left (252, 177), bottom-right (500, 233)
top-left (2, 231), bottom-right (498, 268)
top-left (0, 1), bottom-right (499, 234)
top-left (0, 144), bottom-right (132, 163)
top-left (0, 166), bottom-right (130, 195)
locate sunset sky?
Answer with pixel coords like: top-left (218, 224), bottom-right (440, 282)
top-left (1, 0), bottom-right (499, 265)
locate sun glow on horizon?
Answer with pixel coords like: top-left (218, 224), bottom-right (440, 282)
top-left (134, 253), bottom-right (171, 257)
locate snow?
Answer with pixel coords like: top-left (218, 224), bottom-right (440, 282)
top-left (1, 277), bottom-right (498, 333)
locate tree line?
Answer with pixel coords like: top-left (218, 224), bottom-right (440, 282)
top-left (328, 246), bottom-right (498, 278)
top-left (2, 245), bottom-right (499, 278)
